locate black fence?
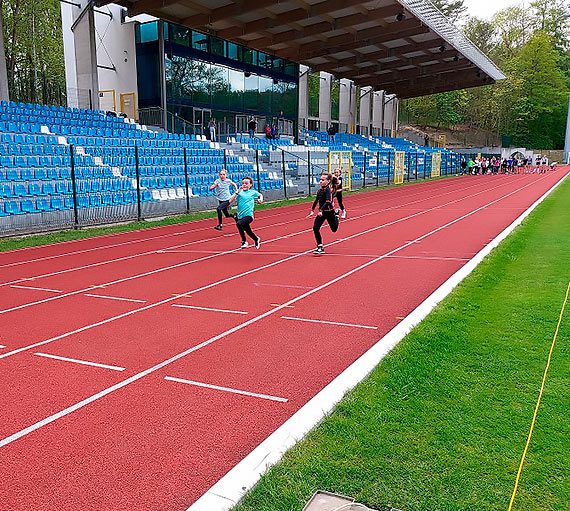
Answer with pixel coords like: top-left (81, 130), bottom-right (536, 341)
top-left (0, 145), bottom-right (462, 236)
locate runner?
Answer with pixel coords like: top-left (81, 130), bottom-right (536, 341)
top-left (210, 169), bottom-right (238, 231)
top-left (332, 167), bottom-right (346, 218)
top-left (228, 176), bottom-right (263, 249)
top-left (310, 172), bottom-right (339, 255)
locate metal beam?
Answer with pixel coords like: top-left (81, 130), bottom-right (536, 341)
top-left (397, 80), bottom-right (493, 98)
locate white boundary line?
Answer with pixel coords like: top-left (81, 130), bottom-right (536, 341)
top-left (172, 304), bottom-right (248, 315)
top-left (10, 285), bottom-right (63, 293)
top-left (84, 294), bottom-right (147, 304)
top-left (0, 178), bottom-right (531, 316)
top-left (0, 345), bottom-right (6, 349)
top-left (34, 352), bottom-right (126, 371)
top-left (164, 376), bottom-right (287, 402)
top-left (0, 177), bottom-right (538, 359)
top-left (0, 174), bottom-right (556, 451)
top-left (281, 316), bottom-right (378, 330)
top-left (186, 172), bottom-right (569, 511)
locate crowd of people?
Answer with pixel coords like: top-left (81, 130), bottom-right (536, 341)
top-left (461, 154), bottom-right (556, 175)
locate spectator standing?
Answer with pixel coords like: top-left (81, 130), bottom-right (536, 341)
top-left (247, 116), bottom-right (257, 139)
top-left (208, 118), bottom-right (216, 142)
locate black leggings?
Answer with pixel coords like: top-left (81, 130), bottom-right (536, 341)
top-left (335, 191), bottom-right (345, 211)
top-left (217, 200), bottom-right (231, 224)
top-left (313, 210), bottom-right (338, 246)
top-left (235, 215), bottom-right (258, 243)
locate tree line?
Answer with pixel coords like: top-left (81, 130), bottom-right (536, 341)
top-left (400, 0), bottom-right (570, 149)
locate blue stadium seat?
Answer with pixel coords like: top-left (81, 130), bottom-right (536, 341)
top-left (21, 199), bottom-right (39, 214)
top-left (5, 201), bottom-right (22, 215)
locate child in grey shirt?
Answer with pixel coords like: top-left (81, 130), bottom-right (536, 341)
top-left (210, 169), bottom-right (238, 230)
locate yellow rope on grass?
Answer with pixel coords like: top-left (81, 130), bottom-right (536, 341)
top-left (507, 281), bottom-right (570, 511)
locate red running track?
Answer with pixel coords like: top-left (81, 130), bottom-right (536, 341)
top-left (0, 170), bottom-right (567, 510)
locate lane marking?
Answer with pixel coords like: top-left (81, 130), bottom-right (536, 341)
top-left (254, 282), bottom-right (315, 290)
top-left (0, 175), bottom-right (551, 361)
top-left (172, 304), bottom-right (247, 315)
top-left (34, 352), bottom-right (125, 372)
top-left (385, 255), bottom-right (470, 262)
top-left (0, 345), bottom-right (6, 349)
top-left (270, 304), bottom-right (295, 308)
top-left (0, 173), bottom-right (560, 452)
top-left (10, 285), bottom-right (63, 293)
top-left (0, 178), bottom-right (507, 315)
top-left (164, 376), bottom-right (287, 403)
top-left (188, 172), bottom-right (570, 511)
top-left (84, 294), bottom-right (147, 304)
top-left (281, 316), bottom-right (377, 330)
top-left (507, 281), bottom-right (570, 511)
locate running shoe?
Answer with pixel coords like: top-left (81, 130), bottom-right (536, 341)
top-left (240, 241), bottom-right (249, 249)
top-left (214, 224), bottom-right (222, 231)
top-left (341, 210), bottom-right (346, 219)
top-left (313, 245), bottom-right (325, 255)
top-left (255, 237), bottom-right (261, 250)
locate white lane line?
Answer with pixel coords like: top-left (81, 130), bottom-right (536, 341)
top-left (0, 174), bottom-right (557, 452)
top-left (84, 294), bottom-right (147, 304)
top-left (172, 304), bottom-right (248, 315)
top-left (34, 352), bottom-right (125, 371)
top-left (254, 282), bottom-right (315, 290)
top-left (10, 285), bottom-right (63, 293)
top-left (385, 255), bottom-right (470, 262)
top-left (164, 376), bottom-right (287, 403)
top-left (0, 178), bottom-right (526, 315)
top-left (0, 345), bottom-right (6, 349)
top-left (281, 316), bottom-right (378, 330)
top-left (0, 175), bottom-right (547, 361)
top-left (187, 176), bottom-right (570, 511)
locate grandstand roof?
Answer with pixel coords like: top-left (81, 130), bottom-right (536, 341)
top-left (101, 0), bottom-right (506, 98)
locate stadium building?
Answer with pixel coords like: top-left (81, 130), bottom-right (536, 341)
top-left (60, 0), bottom-right (504, 141)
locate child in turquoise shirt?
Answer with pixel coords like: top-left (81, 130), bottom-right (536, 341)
top-left (229, 176), bottom-right (263, 249)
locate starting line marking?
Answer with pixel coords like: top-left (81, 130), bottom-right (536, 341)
top-left (34, 352), bottom-right (126, 372)
top-left (10, 285), bottom-right (63, 293)
top-left (172, 304), bottom-right (248, 315)
top-left (84, 294), bottom-right (147, 303)
top-left (164, 376), bottom-right (288, 403)
top-left (281, 316), bottom-right (378, 330)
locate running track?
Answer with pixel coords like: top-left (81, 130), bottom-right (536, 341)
top-left (0, 170), bottom-right (567, 510)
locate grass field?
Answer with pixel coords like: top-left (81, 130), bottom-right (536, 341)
top-left (232, 176), bottom-right (570, 511)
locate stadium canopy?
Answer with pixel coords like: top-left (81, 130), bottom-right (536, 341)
top-left (98, 0), bottom-right (505, 98)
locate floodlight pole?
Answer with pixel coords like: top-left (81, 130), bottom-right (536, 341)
top-left (564, 93), bottom-right (570, 164)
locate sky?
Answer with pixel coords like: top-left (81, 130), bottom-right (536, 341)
top-left (463, 0), bottom-right (521, 20)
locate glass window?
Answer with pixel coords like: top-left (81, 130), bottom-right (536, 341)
top-left (242, 48), bottom-right (257, 65)
top-left (258, 52), bottom-right (269, 69)
top-left (192, 31), bottom-right (208, 52)
top-left (210, 64), bottom-right (229, 109)
top-left (227, 42), bottom-right (239, 61)
top-left (171, 25), bottom-right (190, 47)
top-left (193, 61), bottom-right (211, 105)
top-left (228, 69), bottom-right (244, 110)
top-left (244, 74), bottom-right (259, 111)
top-left (271, 57), bottom-right (283, 73)
top-left (210, 36), bottom-right (226, 57)
top-left (137, 22), bottom-right (158, 43)
top-left (331, 78), bottom-right (340, 121)
top-left (284, 61), bottom-right (296, 77)
top-left (308, 72), bottom-right (320, 118)
top-left (136, 40), bottom-right (160, 107)
top-left (259, 76), bottom-right (272, 113)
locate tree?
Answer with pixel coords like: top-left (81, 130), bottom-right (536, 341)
top-left (1, 0), bottom-right (65, 104)
top-left (529, 0), bottom-right (570, 50)
top-left (431, 0), bottom-right (467, 24)
top-left (463, 17), bottom-right (496, 56)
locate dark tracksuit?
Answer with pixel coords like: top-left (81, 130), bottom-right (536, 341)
top-left (312, 186), bottom-right (339, 246)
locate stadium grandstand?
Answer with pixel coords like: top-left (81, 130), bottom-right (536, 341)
top-left (0, 0), bottom-right (505, 235)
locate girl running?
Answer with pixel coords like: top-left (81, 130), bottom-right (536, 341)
top-left (210, 169), bottom-right (238, 230)
top-left (310, 172), bottom-right (339, 255)
top-left (332, 167), bottom-right (346, 218)
top-left (228, 176), bottom-right (263, 249)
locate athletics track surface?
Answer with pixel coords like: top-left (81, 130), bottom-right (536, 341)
top-left (0, 169), bottom-right (567, 510)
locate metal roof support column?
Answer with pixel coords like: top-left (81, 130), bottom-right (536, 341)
top-left (0, 10), bottom-right (9, 101)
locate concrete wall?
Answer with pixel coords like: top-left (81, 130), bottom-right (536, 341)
top-left (318, 72), bottom-right (332, 127)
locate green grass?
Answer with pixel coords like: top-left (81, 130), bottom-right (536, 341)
top-left (232, 176), bottom-right (570, 511)
top-left (0, 174), bottom-right (459, 253)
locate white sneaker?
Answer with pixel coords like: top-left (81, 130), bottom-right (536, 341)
top-left (255, 237), bottom-right (261, 250)
top-left (341, 210), bottom-right (346, 219)
top-left (240, 241), bottom-right (249, 249)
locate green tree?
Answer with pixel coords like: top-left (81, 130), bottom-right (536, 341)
top-left (464, 17), bottom-right (496, 56)
top-left (1, 0), bottom-right (65, 104)
top-left (431, 0), bottom-right (467, 24)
